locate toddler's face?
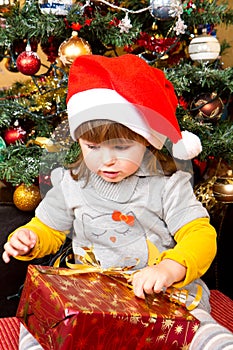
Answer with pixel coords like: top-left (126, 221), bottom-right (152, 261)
top-left (79, 138), bottom-right (147, 183)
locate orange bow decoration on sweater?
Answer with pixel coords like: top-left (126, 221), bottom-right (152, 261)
top-left (112, 211), bottom-right (134, 226)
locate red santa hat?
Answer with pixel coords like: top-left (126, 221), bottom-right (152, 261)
top-left (67, 54), bottom-right (202, 160)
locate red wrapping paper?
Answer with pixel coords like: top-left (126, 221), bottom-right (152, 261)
top-left (17, 265), bottom-right (200, 349)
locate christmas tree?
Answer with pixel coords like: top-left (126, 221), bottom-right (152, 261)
top-left (1, 0), bottom-right (233, 211)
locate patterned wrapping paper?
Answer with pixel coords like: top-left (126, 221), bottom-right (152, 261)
top-left (17, 265), bottom-right (200, 350)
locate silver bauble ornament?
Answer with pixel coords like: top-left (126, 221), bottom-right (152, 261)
top-left (150, 0), bottom-right (178, 21)
top-left (188, 34), bottom-right (220, 62)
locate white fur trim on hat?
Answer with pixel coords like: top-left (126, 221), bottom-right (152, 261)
top-left (68, 88), bottom-right (167, 149)
top-left (172, 131), bottom-right (202, 160)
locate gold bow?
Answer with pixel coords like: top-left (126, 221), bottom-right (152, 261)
top-left (38, 246), bottom-right (202, 311)
top-left (39, 246), bottom-right (138, 277)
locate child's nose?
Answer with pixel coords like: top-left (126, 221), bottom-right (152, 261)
top-left (102, 148), bottom-right (116, 165)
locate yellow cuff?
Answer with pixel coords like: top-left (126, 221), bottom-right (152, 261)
top-left (9, 217), bottom-right (67, 261)
top-left (156, 218), bottom-right (217, 287)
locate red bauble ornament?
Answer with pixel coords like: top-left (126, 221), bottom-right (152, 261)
top-left (4, 127), bottom-right (26, 144)
top-left (16, 45), bottom-right (41, 76)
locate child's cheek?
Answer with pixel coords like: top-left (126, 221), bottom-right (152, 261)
top-left (84, 156), bottom-right (100, 173)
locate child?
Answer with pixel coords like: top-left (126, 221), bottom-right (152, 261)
top-left (3, 54), bottom-right (233, 349)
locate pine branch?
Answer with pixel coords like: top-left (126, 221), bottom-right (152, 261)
top-left (0, 0), bottom-right (67, 42)
top-left (0, 144), bottom-right (42, 186)
top-left (0, 141), bottom-right (80, 186)
top-left (182, 0), bottom-right (233, 27)
top-left (200, 122), bottom-right (233, 162)
top-left (165, 64), bottom-right (233, 97)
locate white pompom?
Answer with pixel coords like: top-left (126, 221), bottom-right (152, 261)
top-left (172, 130), bottom-right (202, 160)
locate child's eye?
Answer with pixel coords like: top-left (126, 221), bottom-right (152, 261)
top-left (87, 144), bottom-right (100, 150)
top-left (114, 145), bottom-right (130, 150)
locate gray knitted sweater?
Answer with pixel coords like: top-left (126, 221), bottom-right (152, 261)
top-left (36, 155), bottom-right (210, 310)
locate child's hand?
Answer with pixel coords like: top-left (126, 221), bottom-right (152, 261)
top-left (2, 229), bottom-right (37, 263)
top-left (132, 259), bottom-right (187, 299)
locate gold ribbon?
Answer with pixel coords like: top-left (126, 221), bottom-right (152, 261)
top-left (186, 284), bottom-right (203, 311)
top-left (39, 246), bottom-right (138, 277)
top-left (38, 246), bottom-right (202, 310)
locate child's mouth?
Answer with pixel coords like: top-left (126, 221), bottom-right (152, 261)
top-left (102, 171), bottom-right (119, 179)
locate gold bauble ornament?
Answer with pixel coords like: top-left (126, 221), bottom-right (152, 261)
top-left (213, 170), bottom-right (233, 203)
top-left (13, 184), bottom-right (42, 211)
top-left (58, 31), bottom-right (92, 66)
top-left (194, 177), bottom-right (217, 214)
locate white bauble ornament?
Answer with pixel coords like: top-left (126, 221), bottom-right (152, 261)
top-left (188, 34), bottom-right (220, 62)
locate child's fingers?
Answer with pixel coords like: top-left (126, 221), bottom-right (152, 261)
top-left (2, 250), bottom-right (11, 263)
top-left (3, 230), bottom-right (36, 261)
top-left (132, 266), bottom-right (168, 298)
top-left (13, 229), bottom-right (36, 249)
top-left (2, 241), bottom-right (21, 261)
top-left (132, 271), bottom-right (147, 299)
top-left (28, 230), bottom-right (37, 247)
top-left (2, 229), bottom-right (37, 263)
top-left (9, 232), bottom-right (30, 252)
top-left (153, 279), bottom-right (166, 293)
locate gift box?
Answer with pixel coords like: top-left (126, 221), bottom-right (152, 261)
top-left (17, 265), bottom-right (200, 350)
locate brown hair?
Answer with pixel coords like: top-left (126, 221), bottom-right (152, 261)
top-left (69, 120), bottom-right (177, 181)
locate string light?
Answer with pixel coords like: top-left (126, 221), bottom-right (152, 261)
top-left (80, 0), bottom-right (152, 15)
top-left (80, 0), bottom-right (186, 36)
